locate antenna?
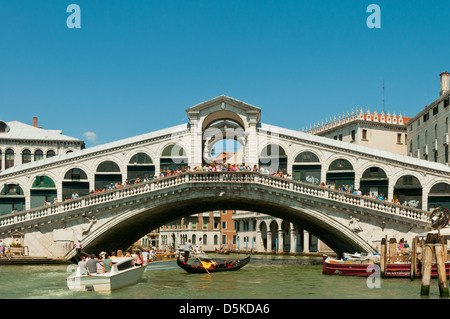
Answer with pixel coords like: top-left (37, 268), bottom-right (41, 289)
top-left (382, 79), bottom-right (385, 113)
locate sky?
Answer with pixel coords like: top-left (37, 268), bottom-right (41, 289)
top-left (1, 0), bottom-right (450, 148)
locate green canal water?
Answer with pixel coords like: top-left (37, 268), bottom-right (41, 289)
top-left (0, 254), bottom-right (444, 300)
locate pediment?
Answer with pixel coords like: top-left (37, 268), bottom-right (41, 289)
top-left (186, 95), bottom-right (261, 123)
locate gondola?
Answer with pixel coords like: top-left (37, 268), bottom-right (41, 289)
top-left (215, 248), bottom-right (230, 255)
top-left (177, 254), bottom-right (251, 273)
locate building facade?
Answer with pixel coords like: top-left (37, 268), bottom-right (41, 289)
top-left (0, 118), bottom-right (84, 214)
top-left (159, 210), bottom-right (236, 252)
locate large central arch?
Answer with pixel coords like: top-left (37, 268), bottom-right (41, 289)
top-left (68, 180), bottom-right (377, 260)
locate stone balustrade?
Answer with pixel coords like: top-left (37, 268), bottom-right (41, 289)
top-left (0, 171), bottom-right (430, 230)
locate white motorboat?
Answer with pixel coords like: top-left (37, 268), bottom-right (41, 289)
top-left (67, 257), bottom-right (146, 292)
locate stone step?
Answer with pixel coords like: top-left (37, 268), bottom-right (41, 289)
top-left (0, 256), bottom-right (69, 265)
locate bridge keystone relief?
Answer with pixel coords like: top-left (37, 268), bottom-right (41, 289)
top-left (0, 95), bottom-right (448, 260)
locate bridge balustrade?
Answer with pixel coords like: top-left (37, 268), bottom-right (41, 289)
top-left (0, 171), bottom-right (430, 229)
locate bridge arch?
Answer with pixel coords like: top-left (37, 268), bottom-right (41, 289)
top-left (292, 150), bottom-right (322, 185)
top-left (201, 110), bottom-right (246, 131)
top-left (393, 174), bottom-right (423, 208)
top-left (159, 143), bottom-right (189, 175)
top-left (66, 178), bottom-right (379, 260)
top-left (30, 175), bottom-right (57, 208)
top-left (359, 166), bottom-right (390, 197)
top-left (0, 180), bottom-right (25, 215)
top-left (259, 143), bottom-right (288, 173)
top-left (126, 151), bottom-right (155, 181)
top-left (427, 181), bottom-right (450, 210)
top-left (62, 167), bottom-right (90, 200)
top-left (325, 157), bottom-right (355, 191)
top-left (95, 160), bottom-right (122, 190)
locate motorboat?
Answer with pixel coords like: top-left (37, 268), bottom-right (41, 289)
top-left (146, 252), bottom-right (179, 271)
top-left (322, 254), bottom-right (450, 278)
top-left (67, 257), bottom-right (146, 292)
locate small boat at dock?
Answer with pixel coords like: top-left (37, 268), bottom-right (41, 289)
top-left (67, 257), bottom-right (146, 292)
top-left (146, 252), bottom-right (178, 271)
top-left (322, 255), bottom-right (450, 278)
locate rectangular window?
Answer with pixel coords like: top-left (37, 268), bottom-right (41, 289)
top-left (397, 133), bottom-right (402, 144)
top-left (433, 106), bottom-right (439, 116)
top-left (351, 130), bottom-right (355, 141)
top-left (222, 221), bottom-right (227, 229)
top-left (423, 112), bottom-right (429, 122)
top-left (338, 134), bottom-right (343, 141)
top-left (222, 235), bottom-right (227, 245)
top-left (362, 129), bottom-right (367, 140)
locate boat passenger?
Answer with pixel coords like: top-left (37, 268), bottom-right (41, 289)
top-left (86, 254), bottom-right (97, 274)
top-left (134, 251), bottom-right (143, 266)
top-left (102, 253), bottom-right (113, 273)
top-left (96, 256), bottom-right (104, 273)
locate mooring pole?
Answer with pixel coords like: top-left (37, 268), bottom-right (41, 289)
top-left (420, 234), bottom-right (433, 296)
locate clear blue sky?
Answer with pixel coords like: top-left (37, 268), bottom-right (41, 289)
top-left (1, 0), bottom-right (449, 148)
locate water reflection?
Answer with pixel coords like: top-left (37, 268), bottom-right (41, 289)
top-left (0, 257), bottom-right (445, 299)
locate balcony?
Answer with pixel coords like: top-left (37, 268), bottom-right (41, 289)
top-left (423, 145), bottom-right (429, 156)
top-left (433, 139), bottom-right (438, 151)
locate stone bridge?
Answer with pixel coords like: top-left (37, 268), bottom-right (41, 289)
top-left (0, 171), bottom-right (431, 260)
top-left (0, 95), bottom-right (448, 260)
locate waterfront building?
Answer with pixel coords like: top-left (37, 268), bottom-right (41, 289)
top-left (232, 211), bottom-right (332, 254)
top-left (406, 72), bottom-right (450, 210)
top-left (0, 117), bottom-right (84, 215)
top-left (159, 210), bottom-right (236, 252)
top-left (307, 108), bottom-right (411, 156)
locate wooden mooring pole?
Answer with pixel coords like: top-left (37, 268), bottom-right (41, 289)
top-left (380, 237), bottom-right (387, 278)
top-left (420, 234), bottom-right (434, 296)
top-left (435, 234), bottom-right (449, 298)
top-left (411, 237), bottom-right (418, 280)
top-left (420, 233), bottom-right (449, 297)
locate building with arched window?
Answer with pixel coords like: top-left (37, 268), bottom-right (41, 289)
top-left (0, 117), bottom-right (84, 214)
top-left (0, 117), bottom-right (84, 173)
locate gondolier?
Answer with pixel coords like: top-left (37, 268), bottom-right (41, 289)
top-left (184, 239), bottom-right (192, 262)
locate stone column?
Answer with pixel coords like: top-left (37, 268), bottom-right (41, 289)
top-left (278, 230), bottom-right (284, 253)
top-left (189, 115), bottom-right (203, 168)
top-left (303, 230), bottom-right (310, 253)
top-left (267, 231), bottom-right (272, 252)
top-left (290, 225), bottom-right (297, 253)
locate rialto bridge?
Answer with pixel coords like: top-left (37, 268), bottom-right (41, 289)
top-left (0, 95), bottom-right (448, 260)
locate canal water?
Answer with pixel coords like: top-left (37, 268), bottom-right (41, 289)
top-left (0, 254), bottom-right (444, 300)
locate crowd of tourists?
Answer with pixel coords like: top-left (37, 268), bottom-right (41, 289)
top-left (76, 248), bottom-right (158, 275)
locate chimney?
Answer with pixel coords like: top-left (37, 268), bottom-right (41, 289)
top-left (440, 72), bottom-right (450, 96)
top-left (33, 117), bottom-right (38, 127)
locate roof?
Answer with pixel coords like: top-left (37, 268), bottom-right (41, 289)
top-left (0, 121), bottom-right (83, 142)
top-left (307, 110), bottom-right (411, 135)
top-left (0, 123), bottom-right (189, 177)
top-left (259, 122), bottom-right (450, 174)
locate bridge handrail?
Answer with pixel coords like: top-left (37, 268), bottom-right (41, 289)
top-left (0, 171), bottom-right (430, 229)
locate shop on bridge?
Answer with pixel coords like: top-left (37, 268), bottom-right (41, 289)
top-left (292, 151), bottom-right (321, 185)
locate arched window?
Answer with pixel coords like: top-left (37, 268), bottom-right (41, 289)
top-left (0, 121), bottom-right (7, 133)
top-left (46, 150), bottom-right (56, 158)
top-left (259, 144), bottom-right (288, 173)
top-left (22, 149), bottom-right (31, 164)
top-left (34, 150), bottom-right (44, 161)
top-left (5, 149), bottom-right (14, 169)
top-left (129, 153), bottom-right (153, 164)
top-left (160, 144), bottom-right (188, 175)
top-left (292, 151), bottom-right (321, 184)
top-left (97, 161), bottom-right (121, 172)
